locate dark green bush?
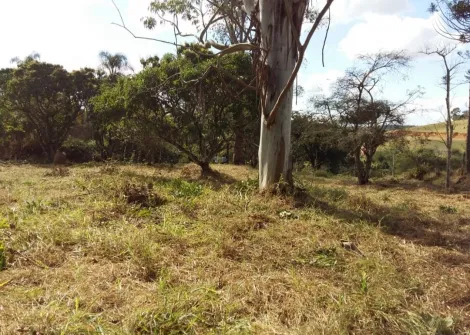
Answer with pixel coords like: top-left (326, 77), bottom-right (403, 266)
top-left (62, 137), bottom-right (97, 163)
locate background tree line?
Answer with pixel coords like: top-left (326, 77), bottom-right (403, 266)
top-left (0, 47), bottom-right (468, 185)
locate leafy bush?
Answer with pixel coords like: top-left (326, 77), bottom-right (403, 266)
top-left (231, 178), bottom-right (258, 197)
top-left (170, 179), bottom-right (203, 198)
top-left (439, 205), bottom-right (457, 214)
top-left (62, 137), bottom-right (97, 163)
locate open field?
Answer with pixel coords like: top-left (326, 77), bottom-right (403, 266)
top-left (408, 137), bottom-right (466, 152)
top-left (407, 119), bottom-right (468, 135)
top-left (1, 164), bottom-right (470, 334)
top-left (402, 120), bottom-right (468, 151)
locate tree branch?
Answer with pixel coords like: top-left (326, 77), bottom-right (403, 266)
top-left (265, 0), bottom-right (335, 127)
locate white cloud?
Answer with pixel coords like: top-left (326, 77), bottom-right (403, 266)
top-left (294, 69), bottom-right (344, 111)
top-left (331, 0), bottom-right (410, 24)
top-left (299, 69), bottom-right (344, 95)
top-left (407, 94), bottom-right (468, 125)
top-left (0, 0), bottom-right (184, 71)
top-left (338, 13), bottom-right (450, 59)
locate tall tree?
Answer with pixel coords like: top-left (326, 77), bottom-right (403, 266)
top-left (112, 0), bottom-right (334, 190)
top-left (94, 50), bottom-right (255, 172)
top-left (98, 51), bottom-right (133, 82)
top-left (291, 112), bottom-right (348, 174)
top-left (423, 45), bottom-right (464, 189)
top-left (464, 70), bottom-right (470, 174)
top-left (2, 61), bottom-right (98, 161)
top-left (430, 0), bottom-right (470, 42)
top-left (315, 51), bottom-right (418, 185)
top-left (10, 52), bottom-right (41, 66)
top-left (429, 1), bottom-right (470, 174)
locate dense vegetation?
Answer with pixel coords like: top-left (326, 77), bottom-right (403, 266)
top-left (0, 50), bottom-right (466, 184)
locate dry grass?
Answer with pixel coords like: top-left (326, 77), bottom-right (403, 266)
top-left (0, 163), bottom-right (470, 334)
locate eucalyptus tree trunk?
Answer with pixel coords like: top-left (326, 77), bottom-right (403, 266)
top-left (256, 0), bottom-right (302, 190)
top-left (445, 74), bottom-right (452, 190)
top-left (467, 83), bottom-right (470, 174)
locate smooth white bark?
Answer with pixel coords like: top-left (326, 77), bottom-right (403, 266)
top-left (257, 0), bottom-right (297, 189)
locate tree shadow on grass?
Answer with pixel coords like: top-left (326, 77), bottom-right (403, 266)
top-left (293, 187), bottom-right (470, 255)
top-left (330, 175), bottom-right (470, 196)
top-left (119, 168), bottom-right (238, 191)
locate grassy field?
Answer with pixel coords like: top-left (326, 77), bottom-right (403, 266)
top-left (1, 163), bottom-right (470, 334)
top-left (408, 137), bottom-right (467, 152)
top-left (407, 119), bottom-right (468, 134)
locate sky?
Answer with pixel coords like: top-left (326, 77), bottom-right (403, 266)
top-left (1, 0), bottom-right (469, 125)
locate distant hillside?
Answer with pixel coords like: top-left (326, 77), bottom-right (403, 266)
top-left (406, 119), bottom-right (468, 135)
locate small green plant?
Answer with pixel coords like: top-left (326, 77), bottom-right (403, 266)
top-left (360, 271), bottom-right (368, 294)
top-left (24, 199), bottom-right (49, 214)
top-left (0, 218), bottom-right (9, 229)
top-left (170, 179), bottom-right (203, 198)
top-left (232, 178), bottom-right (258, 197)
top-left (279, 210), bottom-right (298, 220)
top-left (294, 248), bottom-right (341, 268)
top-left (439, 205), bottom-right (457, 214)
top-left (313, 248), bottom-right (339, 268)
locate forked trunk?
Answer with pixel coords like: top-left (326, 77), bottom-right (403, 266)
top-left (354, 148), bottom-right (369, 185)
top-left (199, 161), bottom-right (212, 174)
top-left (257, 0), bottom-right (300, 190)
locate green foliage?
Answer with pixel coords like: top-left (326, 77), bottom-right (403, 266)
top-left (62, 137), bottom-right (96, 163)
top-left (291, 112), bottom-right (349, 174)
top-left (0, 218), bottom-right (9, 229)
top-left (231, 178), bottom-right (259, 197)
top-left (98, 51), bottom-right (133, 82)
top-left (170, 179), bottom-right (203, 198)
top-left (120, 50), bottom-right (256, 167)
top-left (360, 271), bottom-right (369, 294)
top-left (294, 247), bottom-right (342, 268)
top-left (313, 52), bottom-right (414, 184)
top-left (1, 60), bottom-right (98, 160)
top-left (439, 205), bottom-right (458, 214)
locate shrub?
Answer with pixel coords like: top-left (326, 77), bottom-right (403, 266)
top-left (62, 137), bottom-right (96, 163)
top-left (231, 178), bottom-right (258, 197)
top-left (170, 179), bottom-right (203, 198)
top-left (439, 205), bottom-right (457, 214)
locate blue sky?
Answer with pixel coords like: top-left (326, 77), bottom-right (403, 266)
top-left (0, 0), bottom-right (469, 125)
